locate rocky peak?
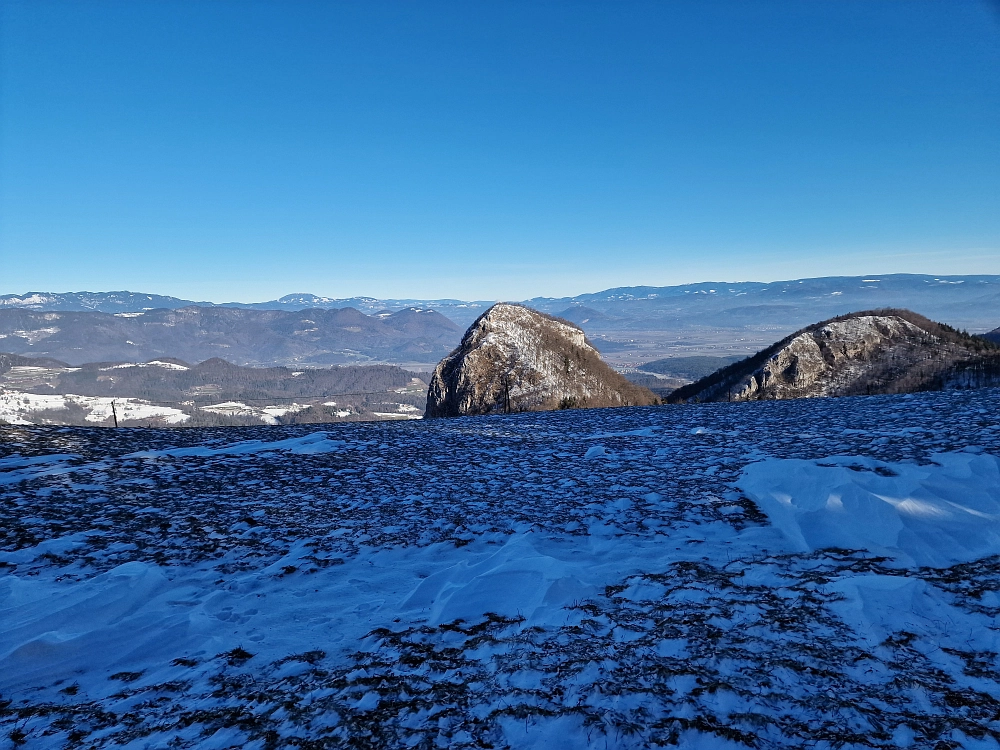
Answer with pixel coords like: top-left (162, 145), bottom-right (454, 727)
top-left (425, 303), bottom-right (656, 418)
top-left (668, 309), bottom-right (999, 403)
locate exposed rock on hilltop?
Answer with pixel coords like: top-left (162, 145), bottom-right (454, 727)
top-left (668, 309), bottom-right (1000, 403)
top-left (425, 303), bottom-right (657, 417)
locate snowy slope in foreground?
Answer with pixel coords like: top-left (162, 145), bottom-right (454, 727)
top-left (2, 390), bottom-right (1000, 749)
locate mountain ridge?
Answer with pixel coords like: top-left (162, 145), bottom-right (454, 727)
top-left (667, 308), bottom-right (1000, 403)
top-left (5, 276), bottom-right (998, 367)
top-left (4, 274), bottom-right (999, 331)
top-left (0, 306), bottom-right (460, 367)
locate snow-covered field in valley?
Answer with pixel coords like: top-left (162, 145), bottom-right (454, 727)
top-left (2, 389), bottom-right (1000, 749)
top-left (0, 393), bottom-right (190, 426)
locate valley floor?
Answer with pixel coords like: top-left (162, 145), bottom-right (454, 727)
top-left (2, 390), bottom-right (1000, 748)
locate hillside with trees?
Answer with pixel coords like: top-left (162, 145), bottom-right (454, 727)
top-left (668, 309), bottom-right (1000, 403)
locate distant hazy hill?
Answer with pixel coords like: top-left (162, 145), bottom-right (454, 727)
top-left (668, 309), bottom-right (1000, 403)
top-left (640, 355), bottom-right (745, 380)
top-left (0, 291), bottom-right (211, 313)
top-left (0, 291), bottom-right (493, 327)
top-left (5, 275), bottom-right (998, 332)
top-left (985, 326), bottom-right (1000, 345)
top-left (555, 305), bottom-right (611, 326)
top-left (0, 306), bottom-right (460, 366)
top-left (621, 355), bottom-right (746, 398)
top-left (527, 274), bottom-right (1000, 334)
top-left (5, 276), bottom-right (998, 365)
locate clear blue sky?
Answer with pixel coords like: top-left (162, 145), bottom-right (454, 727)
top-left (1, 1), bottom-right (998, 302)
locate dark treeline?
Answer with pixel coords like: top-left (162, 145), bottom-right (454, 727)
top-left (1, 354), bottom-right (422, 403)
top-left (0, 305), bottom-right (460, 366)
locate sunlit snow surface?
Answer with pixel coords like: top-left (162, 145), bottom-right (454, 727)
top-left (2, 389), bottom-right (1000, 749)
top-left (0, 392), bottom-right (190, 426)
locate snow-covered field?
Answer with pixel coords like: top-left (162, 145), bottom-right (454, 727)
top-left (2, 389), bottom-right (1000, 749)
top-left (0, 392), bottom-right (190, 426)
top-left (0, 391), bottom-right (421, 427)
top-left (198, 402), bottom-right (311, 426)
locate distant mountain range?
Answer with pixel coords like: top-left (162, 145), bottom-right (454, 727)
top-left (4, 274), bottom-right (998, 331)
top-left (1, 275), bottom-right (997, 366)
top-left (528, 274), bottom-right (1000, 334)
top-left (0, 291), bottom-right (494, 326)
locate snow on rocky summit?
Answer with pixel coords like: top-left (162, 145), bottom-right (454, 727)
top-left (669, 308), bottom-right (1000, 403)
top-left (3, 388), bottom-right (1000, 748)
top-left (425, 302), bottom-right (656, 417)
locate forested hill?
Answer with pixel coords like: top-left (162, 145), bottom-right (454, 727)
top-left (0, 354), bottom-right (419, 403)
top-left (0, 306), bottom-right (460, 366)
top-left (668, 309), bottom-right (1000, 403)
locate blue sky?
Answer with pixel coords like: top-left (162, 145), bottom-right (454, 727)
top-left (1, 1), bottom-right (998, 302)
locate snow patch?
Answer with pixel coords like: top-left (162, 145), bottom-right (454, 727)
top-left (125, 432), bottom-right (347, 459)
top-left (739, 452), bottom-right (1000, 566)
top-left (0, 392), bottom-right (189, 425)
top-left (199, 401), bottom-right (308, 425)
top-left (102, 360), bottom-right (189, 371)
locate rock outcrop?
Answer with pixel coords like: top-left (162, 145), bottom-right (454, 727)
top-left (425, 303), bottom-right (657, 418)
top-left (668, 309), bottom-right (1000, 403)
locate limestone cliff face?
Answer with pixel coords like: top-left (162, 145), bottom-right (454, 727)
top-left (425, 303), bottom-right (657, 418)
top-left (668, 309), bottom-right (999, 403)
top-left (734, 316), bottom-right (927, 400)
